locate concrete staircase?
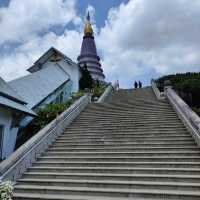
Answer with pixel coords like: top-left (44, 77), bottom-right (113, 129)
top-left (13, 87), bottom-right (200, 199)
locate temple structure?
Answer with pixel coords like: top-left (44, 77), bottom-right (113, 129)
top-left (77, 12), bottom-right (105, 81)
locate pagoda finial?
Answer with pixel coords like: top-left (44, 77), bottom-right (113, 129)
top-left (84, 11), bottom-right (93, 37)
top-left (87, 11), bottom-right (90, 22)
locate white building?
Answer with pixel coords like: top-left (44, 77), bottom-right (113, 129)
top-left (0, 47), bottom-right (80, 159)
top-left (9, 47), bottom-right (81, 112)
top-left (0, 77), bottom-right (36, 160)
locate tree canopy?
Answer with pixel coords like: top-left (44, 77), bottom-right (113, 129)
top-left (79, 63), bottom-right (93, 90)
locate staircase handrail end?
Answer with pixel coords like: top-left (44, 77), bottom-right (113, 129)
top-left (151, 79), bottom-right (165, 100)
top-left (97, 80), bottom-right (119, 103)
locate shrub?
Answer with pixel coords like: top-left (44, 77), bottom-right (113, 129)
top-left (33, 101), bottom-right (72, 130)
top-left (0, 181), bottom-right (13, 200)
top-left (71, 90), bottom-right (84, 101)
top-left (92, 85), bottom-right (106, 101)
top-left (16, 100), bottom-right (73, 148)
top-left (193, 107), bottom-right (200, 117)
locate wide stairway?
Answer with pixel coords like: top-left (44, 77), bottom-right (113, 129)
top-left (14, 87), bottom-right (200, 199)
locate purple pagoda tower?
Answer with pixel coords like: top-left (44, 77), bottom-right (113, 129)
top-left (77, 12), bottom-right (105, 81)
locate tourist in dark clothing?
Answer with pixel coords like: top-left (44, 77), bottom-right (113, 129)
top-left (134, 81), bottom-right (138, 89)
top-left (139, 81), bottom-right (142, 88)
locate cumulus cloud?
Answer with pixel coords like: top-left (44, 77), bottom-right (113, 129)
top-left (0, 0), bottom-right (79, 45)
top-left (0, 0), bottom-right (83, 80)
top-left (0, 30), bottom-right (83, 80)
top-left (97, 0), bottom-right (200, 87)
top-left (1, 0), bottom-right (200, 87)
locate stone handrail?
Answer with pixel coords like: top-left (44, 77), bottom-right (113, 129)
top-left (0, 94), bottom-right (91, 182)
top-left (166, 88), bottom-right (200, 146)
top-left (151, 79), bottom-right (165, 100)
top-left (97, 80), bottom-right (119, 103)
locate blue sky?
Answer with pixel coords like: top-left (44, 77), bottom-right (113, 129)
top-left (0, 0), bottom-right (200, 88)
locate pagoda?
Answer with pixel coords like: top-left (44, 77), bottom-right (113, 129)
top-left (77, 12), bottom-right (105, 81)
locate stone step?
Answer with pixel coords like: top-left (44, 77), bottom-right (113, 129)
top-left (65, 127), bottom-right (187, 132)
top-left (13, 185), bottom-right (200, 199)
top-left (17, 178), bottom-right (200, 191)
top-left (48, 146), bottom-right (198, 153)
top-left (54, 139), bottom-right (195, 145)
top-left (35, 161), bottom-right (200, 168)
top-left (81, 109), bottom-right (176, 117)
top-left (13, 193), bottom-right (165, 200)
top-left (68, 124), bottom-right (185, 129)
top-left (84, 108), bottom-right (174, 114)
top-left (64, 128), bottom-right (188, 134)
top-left (60, 132), bottom-right (190, 138)
top-left (38, 156), bottom-right (200, 162)
top-left (81, 109), bottom-right (176, 114)
top-left (95, 98), bottom-right (167, 106)
top-left (75, 118), bottom-right (181, 124)
top-left (53, 143), bottom-right (197, 148)
top-left (22, 172), bottom-right (200, 183)
top-left (56, 136), bottom-right (192, 141)
top-left (92, 98), bottom-right (169, 105)
top-left (89, 102), bottom-right (170, 107)
top-left (90, 102), bottom-right (170, 109)
top-left (79, 115), bottom-right (179, 120)
top-left (72, 118), bottom-right (182, 125)
top-left (28, 166), bottom-right (200, 175)
top-left (45, 151), bottom-right (200, 158)
top-left (72, 119), bottom-right (182, 124)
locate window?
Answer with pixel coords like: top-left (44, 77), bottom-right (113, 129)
top-left (0, 125), bottom-right (4, 160)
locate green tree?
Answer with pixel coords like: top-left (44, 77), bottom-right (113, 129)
top-left (79, 63), bottom-right (93, 90)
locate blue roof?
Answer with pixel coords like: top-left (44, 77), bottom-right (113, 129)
top-left (0, 77), bottom-right (36, 116)
top-left (0, 77), bottom-right (26, 104)
top-left (9, 64), bottom-right (70, 109)
top-left (0, 96), bottom-right (36, 116)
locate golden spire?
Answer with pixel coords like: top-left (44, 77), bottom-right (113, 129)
top-left (84, 12), bottom-right (93, 37)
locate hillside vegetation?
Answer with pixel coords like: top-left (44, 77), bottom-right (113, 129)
top-left (156, 72), bottom-right (200, 116)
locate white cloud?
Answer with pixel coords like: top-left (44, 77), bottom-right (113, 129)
top-left (0, 30), bottom-right (83, 81)
top-left (1, 0), bottom-right (200, 87)
top-left (97, 0), bottom-right (200, 87)
top-left (0, 0), bottom-right (79, 45)
top-left (0, 0), bottom-right (83, 81)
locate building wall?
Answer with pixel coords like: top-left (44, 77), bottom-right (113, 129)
top-left (58, 60), bottom-right (80, 93)
top-left (34, 79), bottom-right (73, 111)
top-left (42, 59), bottom-right (80, 93)
top-left (20, 80), bottom-right (73, 128)
top-left (0, 107), bottom-right (18, 159)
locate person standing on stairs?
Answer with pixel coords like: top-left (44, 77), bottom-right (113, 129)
top-left (134, 81), bottom-right (138, 89)
top-left (139, 81), bottom-right (142, 88)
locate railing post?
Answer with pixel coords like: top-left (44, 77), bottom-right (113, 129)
top-left (164, 80), bottom-right (172, 93)
top-left (97, 80), bottom-right (119, 103)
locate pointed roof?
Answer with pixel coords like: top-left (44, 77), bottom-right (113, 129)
top-left (84, 12), bottom-right (93, 37)
top-left (87, 11), bottom-right (90, 21)
top-left (0, 77), bottom-right (26, 104)
top-left (27, 47), bottom-right (77, 73)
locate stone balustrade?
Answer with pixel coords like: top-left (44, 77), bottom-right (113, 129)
top-left (151, 79), bottom-right (165, 100)
top-left (0, 94), bottom-right (91, 182)
top-left (97, 80), bottom-right (119, 103)
top-left (151, 79), bottom-right (200, 146)
top-left (165, 87), bottom-right (200, 147)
